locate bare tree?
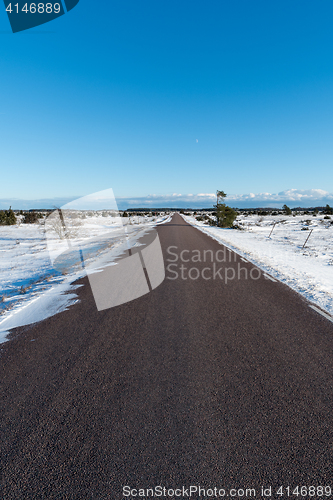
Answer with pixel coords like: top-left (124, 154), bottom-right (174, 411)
top-left (45, 208), bottom-right (82, 240)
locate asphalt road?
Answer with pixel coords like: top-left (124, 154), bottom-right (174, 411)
top-left (1, 213), bottom-right (333, 499)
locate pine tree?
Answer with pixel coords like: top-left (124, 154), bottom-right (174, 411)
top-left (215, 190), bottom-right (237, 227)
top-left (282, 204), bottom-right (292, 215)
top-left (0, 207), bottom-right (16, 225)
top-left (0, 210), bottom-right (5, 225)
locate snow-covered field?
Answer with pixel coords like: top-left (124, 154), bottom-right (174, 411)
top-left (183, 212), bottom-right (333, 317)
top-left (0, 213), bottom-right (169, 343)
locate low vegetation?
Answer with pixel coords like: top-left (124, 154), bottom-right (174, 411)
top-left (0, 207), bottom-right (16, 226)
top-left (22, 211), bottom-right (44, 224)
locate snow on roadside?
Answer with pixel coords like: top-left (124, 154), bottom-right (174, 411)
top-left (0, 275), bottom-right (83, 340)
top-left (183, 213), bottom-right (333, 316)
top-left (0, 213), bottom-right (169, 344)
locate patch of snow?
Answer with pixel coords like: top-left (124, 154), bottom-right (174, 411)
top-left (0, 213), bottom-right (170, 343)
top-left (0, 275), bottom-right (82, 343)
top-left (183, 213), bottom-right (333, 316)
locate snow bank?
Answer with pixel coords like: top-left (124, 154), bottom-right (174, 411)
top-left (0, 213), bottom-right (170, 343)
top-left (0, 276), bottom-right (82, 343)
top-left (183, 213), bottom-right (333, 315)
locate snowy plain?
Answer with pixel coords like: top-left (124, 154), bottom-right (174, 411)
top-left (183, 212), bottom-right (333, 317)
top-left (0, 213), bottom-right (169, 343)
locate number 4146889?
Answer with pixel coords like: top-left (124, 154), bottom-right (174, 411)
top-left (6, 3), bottom-right (61, 14)
top-left (276, 486), bottom-right (332, 496)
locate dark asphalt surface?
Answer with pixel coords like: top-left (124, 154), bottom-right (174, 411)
top-left (1, 213), bottom-right (333, 499)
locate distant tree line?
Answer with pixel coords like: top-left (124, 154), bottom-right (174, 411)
top-left (0, 208), bottom-right (46, 226)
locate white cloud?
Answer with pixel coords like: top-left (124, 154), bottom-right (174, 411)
top-left (115, 189), bottom-right (333, 208)
top-left (1, 189), bottom-right (333, 210)
top-left (227, 189), bottom-right (333, 205)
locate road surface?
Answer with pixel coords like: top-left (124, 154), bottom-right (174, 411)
top-left (1, 213), bottom-right (333, 499)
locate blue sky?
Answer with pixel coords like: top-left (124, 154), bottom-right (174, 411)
top-left (1, 0), bottom-right (333, 208)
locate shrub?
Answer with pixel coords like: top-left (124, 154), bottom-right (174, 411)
top-left (22, 211), bottom-right (41, 224)
top-left (0, 207), bottom-right (16, 225)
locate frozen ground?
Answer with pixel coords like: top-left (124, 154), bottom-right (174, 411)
top-left (183, 212), bottom-right (333, 317)
top-left (0, 213), bottom-right (170, 343)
